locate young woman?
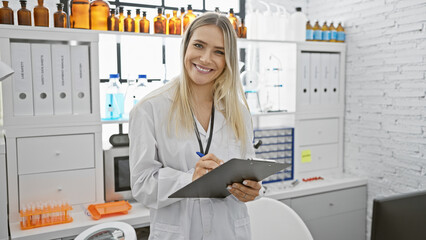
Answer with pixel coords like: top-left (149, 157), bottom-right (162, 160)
top-left (129, 12), bottom-right (261, 239)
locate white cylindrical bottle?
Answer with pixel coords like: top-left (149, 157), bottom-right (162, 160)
top-left (290, 7), bottom-right (307, 41)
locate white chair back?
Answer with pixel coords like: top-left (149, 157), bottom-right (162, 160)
top-left (247, 197), bottom-right (314, 240)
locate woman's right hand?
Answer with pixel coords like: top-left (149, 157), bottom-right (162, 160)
top-left (192, 153), bottom-right (224, 181)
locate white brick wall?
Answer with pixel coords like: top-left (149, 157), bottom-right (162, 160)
top-left (245, 0), bottom-right (425, 238)
top-left (308, 0), bottom-right (426, 238)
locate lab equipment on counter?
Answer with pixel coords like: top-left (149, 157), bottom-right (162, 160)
top-left (20, 200), bottom-right (72, 230)
top-left (75, 221), bottom-right (137, 240)
top-left (87, 200), bottom-right (132, 220)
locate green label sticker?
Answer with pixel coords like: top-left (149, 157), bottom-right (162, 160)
top-left (301, 150), bottom-right (311, 163)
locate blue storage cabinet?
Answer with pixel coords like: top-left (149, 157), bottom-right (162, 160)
top-left (253, 127), bottom-right (294, 183)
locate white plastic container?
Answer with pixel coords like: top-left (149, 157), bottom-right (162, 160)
top-left (290, 7), bottom-right (307, 42)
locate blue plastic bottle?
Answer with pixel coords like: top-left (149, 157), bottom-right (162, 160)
top-left (104, 74), bottom-right (124, 120)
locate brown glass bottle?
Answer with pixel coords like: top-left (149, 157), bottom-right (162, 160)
top-left (70, 0), bottom-right (89, 29)
top-left (90, 0), bottom-right (109, 31)
top-left (124, 9), bottom-right (134, 32)
top-left (165, 13), bottom-right (170, 35)
top-left (0, 1), bottom-right (14, 25)
top-left (140, 11), bottom-right (149, 33)
top-left (228, 8), bottom-right (238, 33)
top-left (183, 4), bottom-right (196, 32)
top-left (53, 3), bottom-right (67, 28)
top-left (18, 0), bottom-right (31, 26)
top-left (134, 9), bottom-right (141, 33)
top-left (34, 0), bottom-right (49, 27)
top-left (154, 7), bottom-right (166, 34)
top-left (107, 8), bottom-right (118, 31)
top-left (168, 10), bottom-right (181, 35)
top-left (238, 18), bottom-right (247, 38)
top-left (118, 7), bottom-right (124, 32)
top-left (179, 7), bottom-right (185, 35)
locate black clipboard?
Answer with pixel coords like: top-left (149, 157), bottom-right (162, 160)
top-left (169, 158), bottom-right (290, 198)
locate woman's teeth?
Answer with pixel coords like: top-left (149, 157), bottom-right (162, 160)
top-left (195, 64), bottom-right (211, 72)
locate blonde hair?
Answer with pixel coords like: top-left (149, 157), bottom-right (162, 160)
top-left (169, 12), bottom-right (251, 152)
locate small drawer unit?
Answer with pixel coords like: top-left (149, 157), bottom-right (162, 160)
top-left (254, 127), bottom-right (294, 183)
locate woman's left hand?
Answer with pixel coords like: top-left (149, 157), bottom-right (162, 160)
top-left (227, 180), bottom-right (261, 202)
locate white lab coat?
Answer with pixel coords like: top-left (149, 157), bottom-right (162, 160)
top-left (129, 84), bottom-right (256, 240)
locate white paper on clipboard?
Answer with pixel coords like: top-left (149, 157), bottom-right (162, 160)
top-left (169, 158), bottom-right (290, 198)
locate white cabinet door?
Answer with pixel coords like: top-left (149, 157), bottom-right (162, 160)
top-left (298, 118), bottom-right (339, 146)
top-left (17, 134), bottom-right (95, 174)
top-left (19, 169), bottom-right (96, 206)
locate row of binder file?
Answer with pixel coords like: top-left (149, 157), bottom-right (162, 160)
top-left (10, 42), bottom-right (91, 116)
top-left (300, 52), bottom-right (340, 105)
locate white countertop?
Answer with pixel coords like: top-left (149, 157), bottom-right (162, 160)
top-left (9, 176), bottom-right (367, 240)
top-left (9, 203), bottom-right (150, 240)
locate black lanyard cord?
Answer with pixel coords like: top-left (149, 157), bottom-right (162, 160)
top-left (192, 103), bottom-right (215, 155)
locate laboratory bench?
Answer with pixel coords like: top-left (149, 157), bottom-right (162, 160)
top-left (8, 176), bottom-right (367, 240)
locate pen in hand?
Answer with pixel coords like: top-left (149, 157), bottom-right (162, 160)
top-left (196, 152), bottom-right (205, 157)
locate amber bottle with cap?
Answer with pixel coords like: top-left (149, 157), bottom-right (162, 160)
top-left (140, 11), bottom-right (149, 33)
top-left (154, 7), bottom-right (166, 34)
top-left (107, 8), bottom-right (118, 31)
top-left (228, 8), bottom-right (238, 32)
top-left (18, 0), bottom-right (31, 26)
top-left (124, 9), bottom-right (134, 32)
top-left (329, 22), bottom-right (336, 42)
top-left (0, 1), bottom-right (13, 25)
top-left (168, 10), bottom-right (181, 35)
top-left (34, 0), bottom-right (49, 27)
top-left (70, 0), bottom-right (89, 29)
top-left (336, 22), bottom-right (345, 42)
top-left (165, 13), bottom-right (170, 34)
top-left (118, 7), bottom-right (124, 32)
top-left (54, 3), bottom-right (67, 28)
top-left (183, 4), bottom-right (195, 32)
top-left (179, 7), bottom-right (185, 35)
top-left (134, 9), bottom-right (141, 33)
top-left (90, 0), bottom-right (109, 30)
top-left (238, 18), bottom-right (247, 38)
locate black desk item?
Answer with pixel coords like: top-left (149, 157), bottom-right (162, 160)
top-left (169, 158), bottom-right (290, 198)
top-left (371, 189), bottom-right (426, 240)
